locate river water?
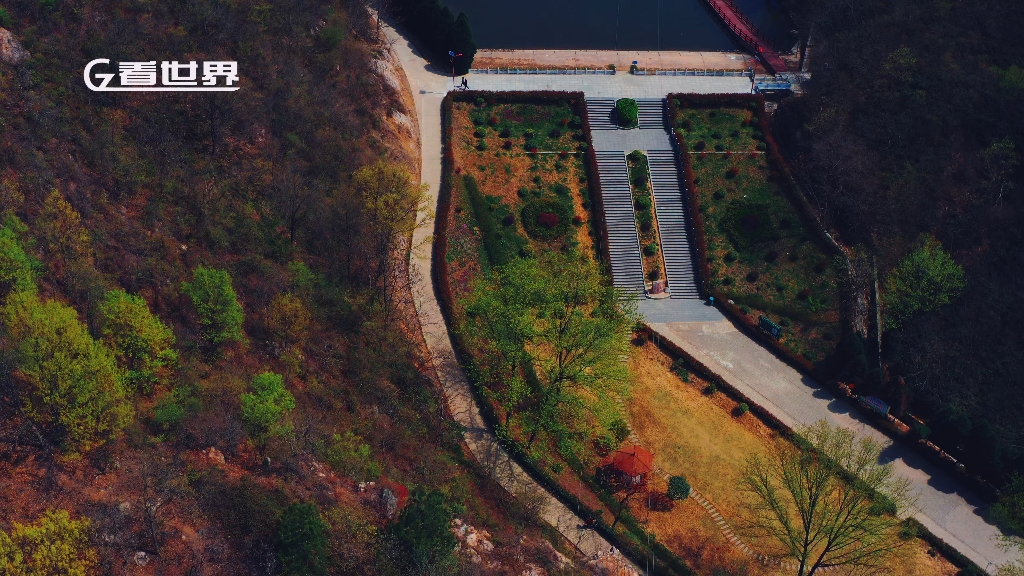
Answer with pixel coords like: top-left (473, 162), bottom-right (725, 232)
top-left (443, 0), bottom-right (795, 52)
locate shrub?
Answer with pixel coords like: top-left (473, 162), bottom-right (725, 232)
top-left (473, 129), bottom-right (485, 138)
top-left (594, 435), bottom-right (615, 456)
top-left (730, 129), bottom-right (740, 137)
top-left (756, 142), bottom-right (767, 151)
top-left (739, 305), bottom-right (751, 314)
top-left (749, 116), bottom-right (760, 125)
top-left (529, 146), bottom-right (538, 154)
top-left (487, 116), bottom-right (498, 126)
top-left (735, 402), bottom-right (750, 416)
top-left (320, 430), bottom-right (381, 480)
top-left (502, 214), bottom-right (515, 226)
top-left (671, 359), bottom-right (691, 382)
top-left (386, 490), bottom-right (463, 574)
top-left (713, 190), bottom-right (725, 200)
top-left (704, 383), bottom-right (717, 395)
top-left (503, 140), bottom-right (512, 149)
top-left (714, 143), bottom-right (725, 152)
top-left (814, 259), bottom-right (829, 273)
top-left (474, 97), bottom-right (485, 107)
top-left (635, 196), bottom-right (652, 211)
top-left (3, 291), bottom-right (131, 452)
top-left (726, 167), bottom-right (740, 179)
top-left (753, 130), bottom-right (764, 140)
top-left (694, 140), bottom-right (707, 151)
top-left (911, 421), bottom-right (931, 441)
top-left (647, 492), bottom-right (675, 512)
top-left (721, 276), bottom-right (733, 286)
top-left (644, 243), bottom-right (659, 256)
top-left (578, 142), bottom-right (588, 151)
top-left (616, 98), bottom-right (639, 128)
top-left (521, 198), bottom-right (573, 240)
top-left (558, 150), bottom-right (569, 159)
top-left (517, 187), bottom-right (529, 198)
top-left (571, 115), bottom-right (582, 128)
top-left (609, 419), bottom-right (631, 443)
top-left (711, 132), bottom-right (722, 139)
top-left (572, 215), bottom-right (583, 225)
top-left (477, 140), bottom-right (487, 151)
top-left (627, 150), bottom-right (645, 163)
top-left (765, 250), bottom-right (779, 262)
top-left (99, 289), bottom-right (177, 393)
top-left (779, 317), bottom-right (792, 327)
top-left (549, 129), bottom-right (561, 138)
top-left (898, 519), bottom-right (919, 541)
top-left (667, 476), bottom-right (691, 500)
top-left (240, 372), bottom-right (295, 449)
top-left (746, 271), bottom-right (759, 283)
top-left (524, 130), bottom-right (534, 139)
top-left (798, 288), bottom-right (812, 299)
top-left (648, 267), bottom-right (661, 280)
top-left (182, 266), bottom-right (246, 347)
top-left (724, 251), bottom-right (737, 262)
top-left (499, 127), bottom-right (511, 137)
top-left (278, 502), bottom-right (329, 576)
top-left (0, 225), bottom-right (40, 296)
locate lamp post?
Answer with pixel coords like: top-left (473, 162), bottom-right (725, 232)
top-left (449, 50), bottom-right (463, 89)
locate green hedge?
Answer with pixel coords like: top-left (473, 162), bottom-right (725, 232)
top-left (616, 98), bottom-right (639, 128)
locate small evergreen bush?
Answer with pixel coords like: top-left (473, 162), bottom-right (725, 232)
top-left (667, 475), bottom-right (691, 500)
top-left (615, 98), bottom-right (639, 128)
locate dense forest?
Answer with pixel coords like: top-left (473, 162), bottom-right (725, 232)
top-left (0, 0), bottom-right (571, 574)
top-left (778, 0), bottom-right (1024, 504)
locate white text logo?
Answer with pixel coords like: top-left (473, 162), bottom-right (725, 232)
top-left (84, 59), bottom-right (240, 92)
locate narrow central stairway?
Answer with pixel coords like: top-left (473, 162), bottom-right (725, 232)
top-left (647, 150), bottom-right (701, 298)
top-left (595, 151), bottom-right (646, 295)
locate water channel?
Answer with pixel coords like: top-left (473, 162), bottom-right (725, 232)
top-left (443, 0), bottom-right (795, 53)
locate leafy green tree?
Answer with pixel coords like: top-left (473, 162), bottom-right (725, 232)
top-left (182, 266), bottom-right (245, 347)
top-left (616, 98), bottom-right (639, 128)
top-left (0, 509), bottom-right (97, 576)
top-left (667, 475), bottom-right (691, 500)
top-left (462, 253), bottom-right (636, 446)
top-left (278, 502), bottom-right (328, 576)
top-left (0, 225), bottom-right (39, 297)
top-left (98, 289), bottom-right (177, 393)
top-left (240, 372), bottom-right (295, 451)
top-left (992, 474), bottom-right (1024, 536)
top-left (740, 421), bottom-right (913, 576)
top-left (386, 489), bottom-right (462, 574)
top-left (883, 235), bottom-right (965, 329)
top-left (35, 190), bottom-right (92, 269)
top-left (449, 12), bottom-right (477, 75)
top-left (2, 291), bottom-right (130, 451)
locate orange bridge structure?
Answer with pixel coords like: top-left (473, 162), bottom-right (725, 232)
top-left (701, 0), bottom-right (789, 75)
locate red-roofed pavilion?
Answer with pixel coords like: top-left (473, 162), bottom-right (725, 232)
top-left (603, 445), bottom-right (654, 485)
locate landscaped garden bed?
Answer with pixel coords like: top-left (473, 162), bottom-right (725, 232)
top-left (627, 150), bottom-right (667, 291)
top-left (668, 94), bottom-right (848, 374)
top-left (436, 91), bottom-right (697, 575)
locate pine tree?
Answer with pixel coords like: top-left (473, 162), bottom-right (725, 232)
top-left (449, 12), bottom-right (476, 75)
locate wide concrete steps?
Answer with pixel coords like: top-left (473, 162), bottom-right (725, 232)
top-left (636, 99), bottom-right (665, 130)
top-left (586, 98), bottom-right (618, 130)
top-left (595, 151), bottom-right (645, 294)
top-left (648, 150), bottom-right (701, 299)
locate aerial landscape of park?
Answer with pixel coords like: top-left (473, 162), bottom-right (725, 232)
top-left (0, 0), bottom-right (1023, 575)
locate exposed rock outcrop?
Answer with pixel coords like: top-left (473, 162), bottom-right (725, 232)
top-left (0, 28), bottom-right (29, 65)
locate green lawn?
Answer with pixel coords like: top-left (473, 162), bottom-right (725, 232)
top-left (675, 104), bottom-right (842, 365)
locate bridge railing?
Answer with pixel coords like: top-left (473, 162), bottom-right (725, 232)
top-left (469, 68), bottom-right (616, 75)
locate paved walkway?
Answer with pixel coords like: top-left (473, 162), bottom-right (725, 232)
top-left (651, 320), bottom-right (1015, 571)
top-left (474, 49), bottom-right (755, 71)
top-left (384, 24), bottom-right (630, 567)
top-left (465, 73), bottom-right (752, 98)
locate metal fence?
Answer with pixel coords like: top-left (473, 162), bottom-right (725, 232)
top-left (469, 68), bottom-right (616, 75)
top-left (632, 69), bottom-right (751, 77)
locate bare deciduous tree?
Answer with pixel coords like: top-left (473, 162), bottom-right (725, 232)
top-left (740, 420), bottom-right (914, 576)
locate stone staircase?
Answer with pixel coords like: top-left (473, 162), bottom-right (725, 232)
top-left (647, 150), bottom-right (701, 299)
top-left (585, 98), bottom-right (617, 130)
top-left (636, 99), bottom-right (666, 130)
top-left (595, 151), bottom-right (646, 295)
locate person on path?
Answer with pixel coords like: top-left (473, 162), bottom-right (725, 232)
top-left (461, 76), bottom-right (468, 90)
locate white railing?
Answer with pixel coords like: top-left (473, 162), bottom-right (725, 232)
top-left (631, 69), bottom-right (752, 77)
top-left (469, 68), bottom-right (616, 75)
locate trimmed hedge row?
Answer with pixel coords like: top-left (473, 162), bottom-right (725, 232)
top-left (434, 91), bottom-right (691, 575)
top-left (667, 93), bottom-right (845, 380)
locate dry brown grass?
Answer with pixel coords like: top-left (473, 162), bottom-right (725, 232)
top-left (626, 342), bottom-right (959, 576)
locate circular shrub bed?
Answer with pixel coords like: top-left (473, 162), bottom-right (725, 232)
top-left (521, 199), bottom-right (572, 240)
top-left (615, 98), bottom-right (639, 128)
top-left (694, 140), bottom-right (707, 151)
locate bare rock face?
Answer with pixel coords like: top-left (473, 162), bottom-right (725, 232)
top-left (0, 28), bottom-right (29, 65)
top-left (587, 549), bottom-right (640, 576)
